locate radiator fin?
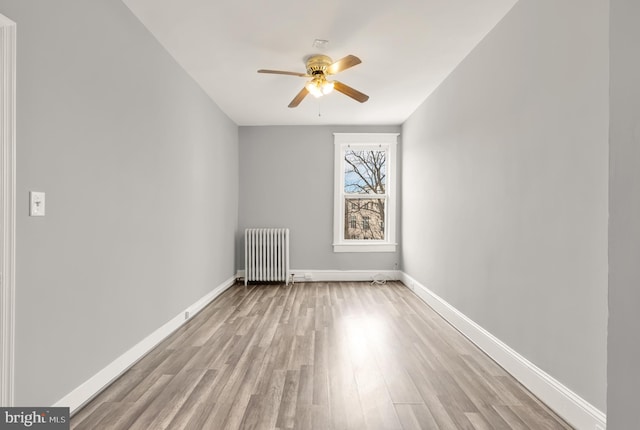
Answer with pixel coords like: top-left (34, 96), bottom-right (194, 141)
top-left (245, 228), bottom-right (290, 285)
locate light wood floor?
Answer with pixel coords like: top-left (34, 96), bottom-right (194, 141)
top-left (71, 281), bottom-right (572, 429)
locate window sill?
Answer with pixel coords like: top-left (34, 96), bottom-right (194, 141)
top-left (333, 243), bottom-right (397, 253)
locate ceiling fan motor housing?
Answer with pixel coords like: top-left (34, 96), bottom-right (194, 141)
top-left (306, 55), bottom-right (332, 75)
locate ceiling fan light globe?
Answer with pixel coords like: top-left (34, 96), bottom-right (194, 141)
top-left (322, 81), bottom-right (334, 95)
top-left (306, 81), bottom-right (323, 98)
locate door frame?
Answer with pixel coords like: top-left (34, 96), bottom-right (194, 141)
top-left (0, 13), bottom-right (16, 407)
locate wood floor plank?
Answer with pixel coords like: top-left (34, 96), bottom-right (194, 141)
top-left (274, 369), bottom-right (299, 429)
top-left (354, 353), bottom-right (403, 429)
top-left (311, 327), bottom-right (330, 406)
top-left (179, 365), bottom-right (237, 430)
top-left (327, 327), bottom-right (366, 429)
top-left (108, 373), bottom-right (174, 430)
top-left (466, 411), bottom-right (494, 430)
top-left (372, 340), bottom-right (423, 404)
top-left (200, 345), bottom-right (267, 429)
top-left (70, 367), bottom-right (149, 425)
top-left (119, 370), bottom-right (167, 404)
top-left (164, 369), bottom-right (219, 430)
top-left (72, 402), bottom-right (123, 430)
top-left (128, 369), bottom-right (206, 429)
top-left (394, 403), bottom-right (440, 430)
top-left (70, 282), bottom-right (574, 430)
top-left (493, 405), bottom-right (532, 430)
top-left (238, 369), bottom-right (285, 430)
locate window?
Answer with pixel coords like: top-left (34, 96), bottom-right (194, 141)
top-left (333, 133), bottom-right (398, 252)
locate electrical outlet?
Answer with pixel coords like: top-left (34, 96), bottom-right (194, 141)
top-left (304, 273), bottom-right (312, 281)
top-left (184, 311), bottom-right (190, 320)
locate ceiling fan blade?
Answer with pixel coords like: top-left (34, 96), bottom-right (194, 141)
top-left (288, 87), bottom-right (309, 108)
top-left (326, 55), bottom-right (362, 75)
top-left (333, 81), bottom-right (369, 103)
top-left (258, 69), bottom-right (308, 77)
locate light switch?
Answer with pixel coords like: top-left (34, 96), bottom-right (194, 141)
top-left (30, 191), bottom-right (45, 216)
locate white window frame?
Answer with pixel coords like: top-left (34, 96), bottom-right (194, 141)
top-left (333, 133), bottom-right (399, 253)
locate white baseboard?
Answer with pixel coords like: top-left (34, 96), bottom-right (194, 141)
top-left (236, 269), bottom-right (400, 283)
top-left (54, 275), bottom-right (237, 414)
top-left (400, 272), bottom-right (606, 430)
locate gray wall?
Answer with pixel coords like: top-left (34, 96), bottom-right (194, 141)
top-left (401, 0), bottom-right (608, 411)
top-left (0, 0), bottom-right (239, 405)
top-left (238, 125), bottom-right (401, 272)
top-left (608, 0), bottom-right (640, 427)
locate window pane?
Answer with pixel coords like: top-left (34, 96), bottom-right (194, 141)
top-left (344, 149), bottom-right (386, 194)
top-left (344, 198), bottom-right (385, 240)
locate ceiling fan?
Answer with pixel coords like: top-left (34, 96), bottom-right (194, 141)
top-left (258, 54), bottom-right (369, 108)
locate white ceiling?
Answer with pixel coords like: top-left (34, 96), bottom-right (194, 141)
top-left (121, 0), bottom-right (518, 126)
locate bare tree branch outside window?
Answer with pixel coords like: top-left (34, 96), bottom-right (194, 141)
top-left (344, 150), bottom-right (386, 240)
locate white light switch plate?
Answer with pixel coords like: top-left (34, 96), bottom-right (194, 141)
top-left (30, 191), bottom-right (45, 216)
